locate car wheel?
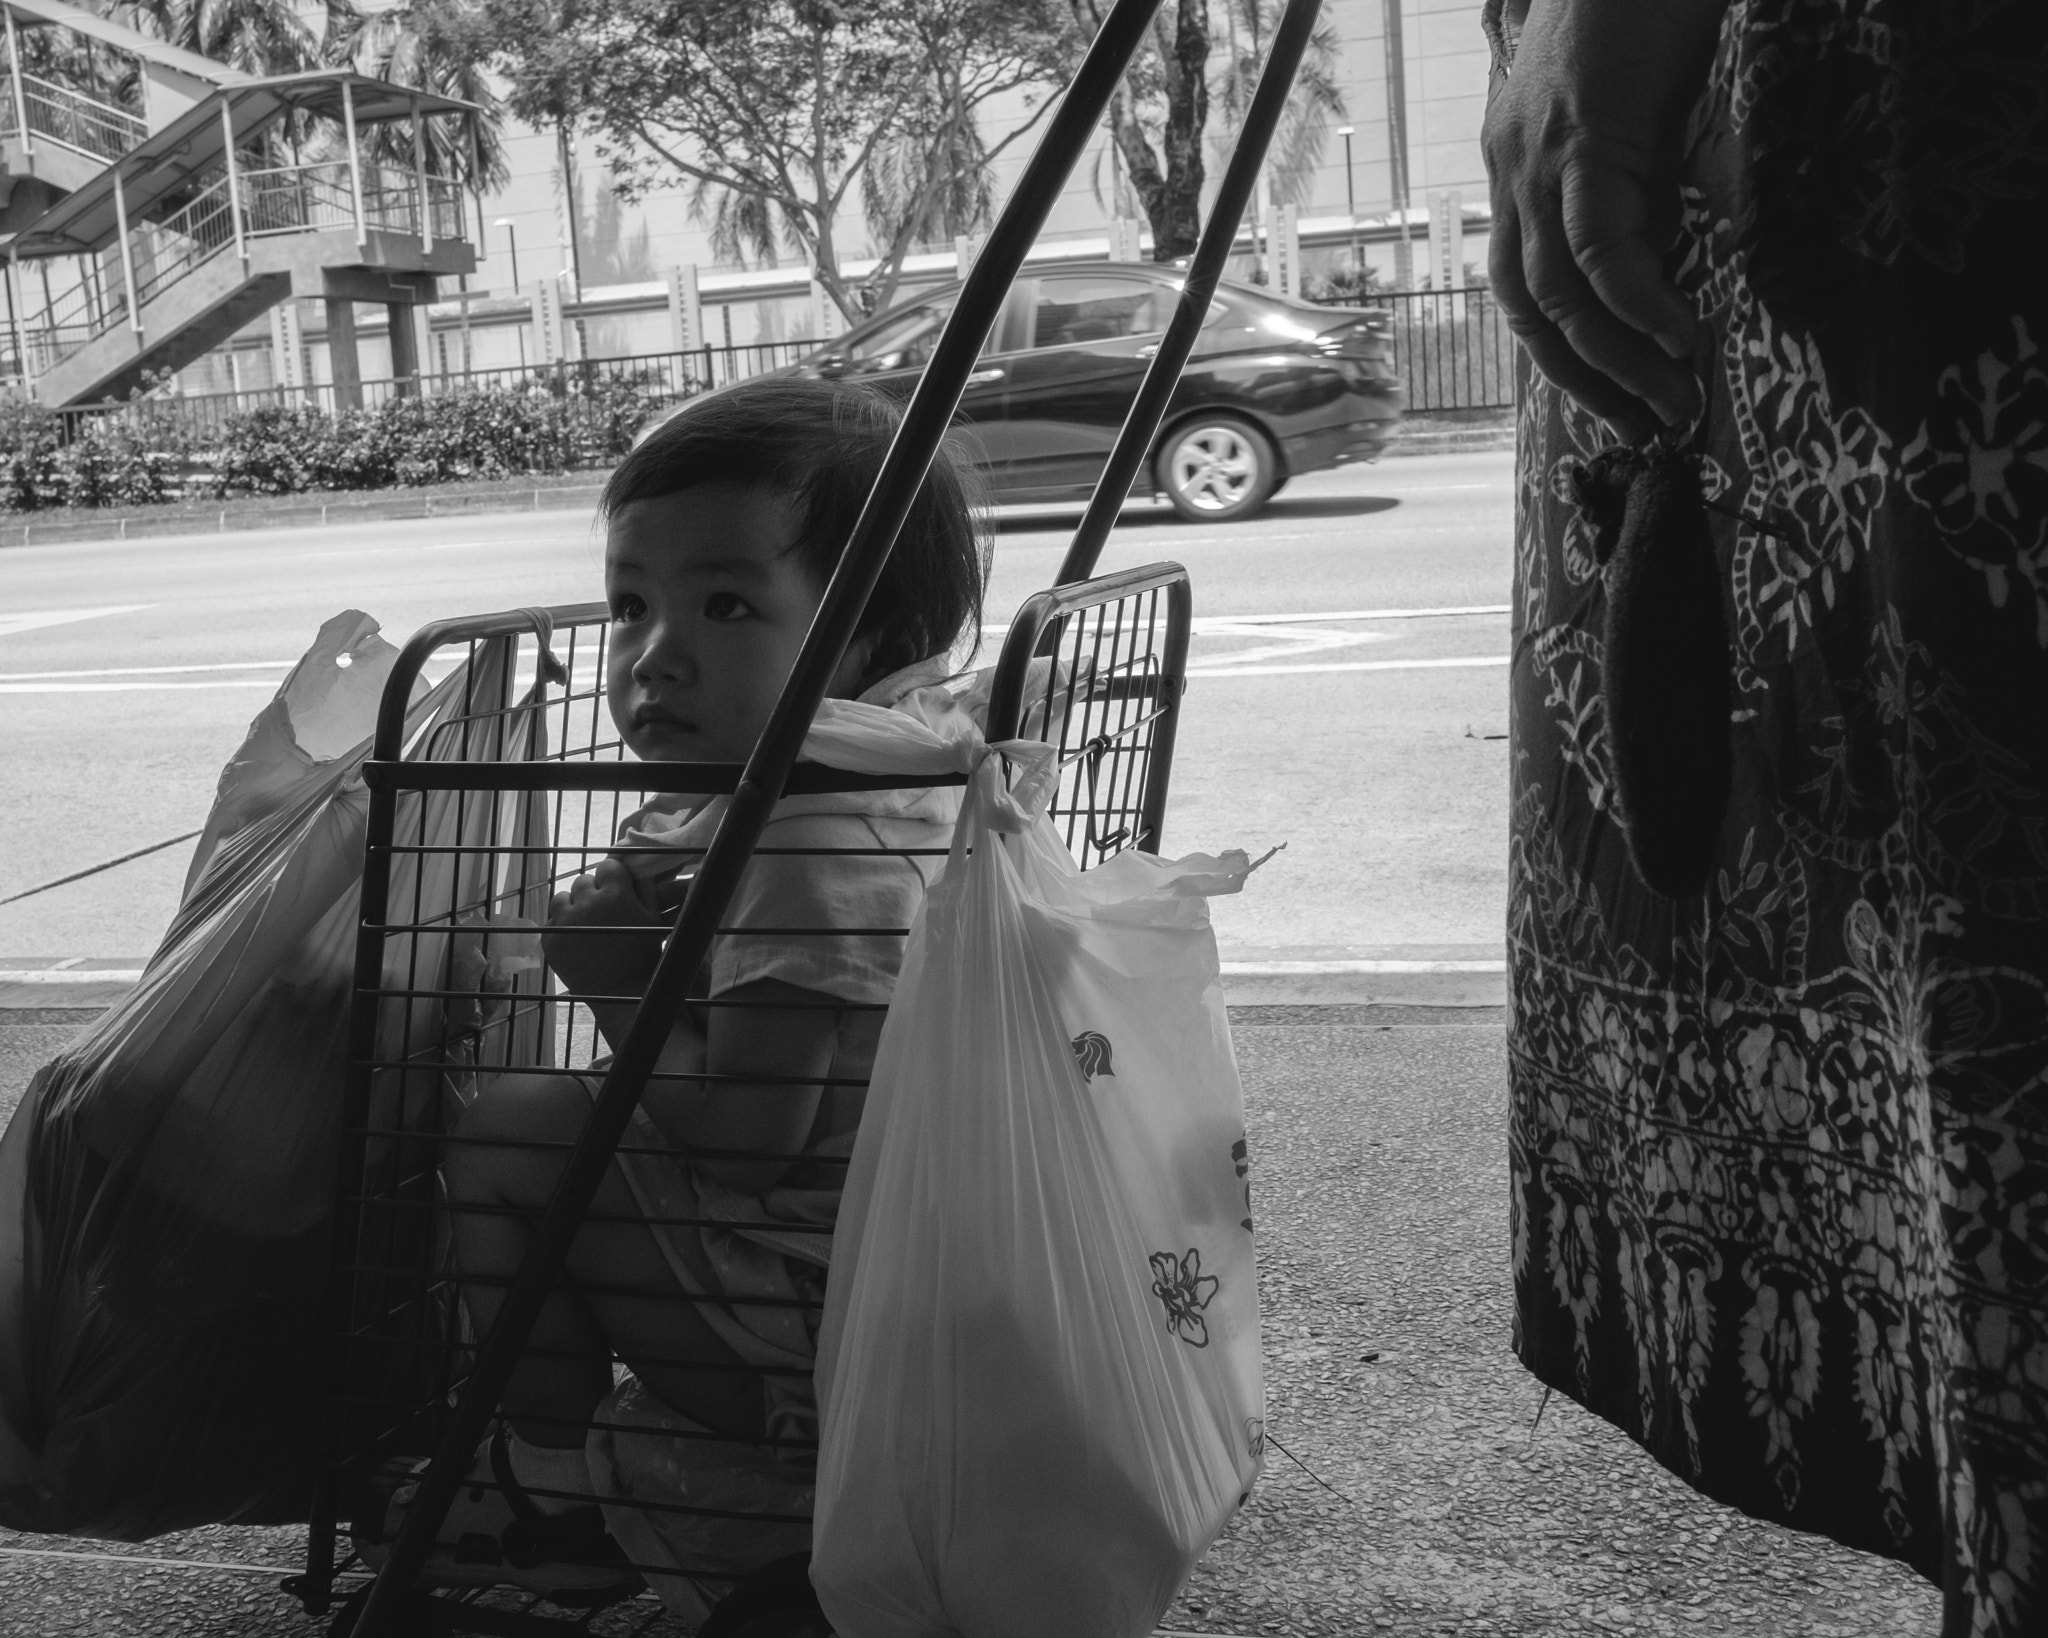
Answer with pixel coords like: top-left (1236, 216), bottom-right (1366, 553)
top-left (1157, 417), bottom-right (1278, 522)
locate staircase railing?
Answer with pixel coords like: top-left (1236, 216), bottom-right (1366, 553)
top-left (1, 70), bottom-right (146, 161)
top-left (14, 272), bottom-right (103, 380)
top-left (132, 175), bottom-right (239, 306)
top-left (10, 154), bottom-right (472, 386)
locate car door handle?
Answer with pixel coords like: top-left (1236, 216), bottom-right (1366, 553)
top-left (1135, 344), bottom-right (1160, 360)
top-left (965, 367), bottom-right (1005, 385)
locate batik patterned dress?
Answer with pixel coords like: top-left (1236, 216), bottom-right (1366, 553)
top-left (1495, 3), bottom-right (2048, 1633)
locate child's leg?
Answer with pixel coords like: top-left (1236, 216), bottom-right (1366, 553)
top-left (448, 1072), bottom-right (766, 1447)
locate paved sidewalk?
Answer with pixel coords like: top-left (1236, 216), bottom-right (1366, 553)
top-left (0, 1005), bottom-right (1939, 1637)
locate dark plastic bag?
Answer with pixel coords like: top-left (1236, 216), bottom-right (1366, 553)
top-left (0, 610), bottom-right (553, 1539)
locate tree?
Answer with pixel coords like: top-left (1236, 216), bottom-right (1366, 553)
top-left (1070, 0), bottom-right (1209, 263)
top-left (1073, 0), bottom-right (1344, 266)
top-left (333, 0), bottom-right (511, 189)
top-left (100, 0), bottom-right (322, 77)
top-left (461, 0), bottom-right (1070, 321)
top-left (1211, 0), bottom-right (1344, 208)
top-left (91, 0), bottom-right (505, 187)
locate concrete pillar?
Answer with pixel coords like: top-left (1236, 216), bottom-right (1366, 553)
top-left (270, 301), bottom-right (305, 394)
top-left (326, 297), bottom-right (362, 410)
top-left (808, 277), bottom-right (841, 343)
top-left (530, 279), bottom-right (565, 365)
top-left (387, 300), bottom-right (419, 394)
top-left (667, 263), bottom-right (701, 353)
top-left (1277, 202), bottom-right (1302, 300)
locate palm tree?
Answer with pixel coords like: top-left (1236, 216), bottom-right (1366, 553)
top-left (99, 0), bottom-right (323, 76)
top-left (330, 0), bottom-right (508, 190)
top-left (1212, 0), bottom-right (1345, 208)
top-left (89, 0), bottom-right (503, 189)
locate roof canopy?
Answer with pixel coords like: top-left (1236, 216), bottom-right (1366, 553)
top-left (10, 71), bottom-right (478, 257)
top-left (2, 0), bottom-right (245, 85)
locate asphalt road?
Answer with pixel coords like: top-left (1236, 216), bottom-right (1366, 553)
top-left (0, 453), bottom-right (1514, 962)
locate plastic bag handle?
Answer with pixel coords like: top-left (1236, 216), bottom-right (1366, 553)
top-left (948, 743), bottom-right (1059, 871)
top-left (514, 606), bottom-right (569, 687)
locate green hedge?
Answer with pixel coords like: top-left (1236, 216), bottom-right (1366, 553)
top-left (1, 377), bottom-right (659, 512)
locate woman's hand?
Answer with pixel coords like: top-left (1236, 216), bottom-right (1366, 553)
top-left (543, 858), bottom-right (666, 1005)
top-left (1483, 0), bottom-right (1730, 443)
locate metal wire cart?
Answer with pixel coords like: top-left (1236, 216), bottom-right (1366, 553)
top-left (300, 565), bottom-right (1189, 1637)
top-left (294, 0), bottom-right (1322, 1630)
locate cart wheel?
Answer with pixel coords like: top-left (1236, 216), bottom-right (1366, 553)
top-left (698, 1553), bottom-right (833, 1638)
top-left (1156, 416), bottom-right (1278, 522)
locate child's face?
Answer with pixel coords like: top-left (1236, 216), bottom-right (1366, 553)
top-left (605, 485), bottom-right (869, 763)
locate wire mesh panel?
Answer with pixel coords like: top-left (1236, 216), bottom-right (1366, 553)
top-left (304, 569), bottom-right (1189, 1634)
top-left (988, 562), bottom-right (1192, 868)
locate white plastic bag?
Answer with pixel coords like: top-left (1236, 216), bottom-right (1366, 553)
top-left (812, 741), bottom-right (1265, 1638)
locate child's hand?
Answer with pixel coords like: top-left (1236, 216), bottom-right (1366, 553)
top-left (544, 858), bottom-right (666, 1001)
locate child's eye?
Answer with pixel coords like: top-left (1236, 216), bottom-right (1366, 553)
top-left (610, 593), bottom-right (647, 623)
top-left (703, 592), bottom-right (752, 621)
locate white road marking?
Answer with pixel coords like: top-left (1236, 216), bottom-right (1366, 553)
top-left (1199, 605), bottom-right (1508, 625)
top-left (0, 680), bottom-right (282, 693)
top-left (0, 659), bottom-right (295, 680)
top-left (0, 603), bottom-right (154, 639)
top-left (1221, 958), bottom-right (1505, 975)
top-left (0, 968), bottom-right (148, 983)
top-left (983, 604), bottom-right (1507, 639)
top-left (1192, 624), bottom-right (1393, 667)
top-left (1191, 654), bottom-right (1509, 678)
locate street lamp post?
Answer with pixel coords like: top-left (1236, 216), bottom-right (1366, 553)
top-left (1336, 124), bottom-right (1358, 278)
top-left (493, 218), bottom-right (526, 366)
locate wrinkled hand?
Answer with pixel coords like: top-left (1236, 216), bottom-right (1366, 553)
top-left (543, 857), bottom-right (665, 1001)
top-left (1483, 0), bottom-right (1730, 443)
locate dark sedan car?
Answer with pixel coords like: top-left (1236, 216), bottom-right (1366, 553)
top-left (787, 261), bottom-right (1404, 521)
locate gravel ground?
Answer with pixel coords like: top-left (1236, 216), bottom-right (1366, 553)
top-left (0, 1016), bottom-right (1941, 1637)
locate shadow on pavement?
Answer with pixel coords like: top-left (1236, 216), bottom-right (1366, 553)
top-left (992, 493), bottom-right (1401, 535)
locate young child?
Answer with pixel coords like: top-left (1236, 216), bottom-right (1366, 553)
top-left (356, 377), bottom-right (989, 1612)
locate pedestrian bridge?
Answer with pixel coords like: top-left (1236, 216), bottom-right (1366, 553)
top-left (1, 0), bottom-right (478, 409)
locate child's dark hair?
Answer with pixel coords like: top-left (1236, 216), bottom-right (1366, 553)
top-left (601, 377), bottom-right (990, 681)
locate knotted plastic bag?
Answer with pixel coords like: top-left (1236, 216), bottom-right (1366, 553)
top-left (0, 610), bottom-right (553, 1538)
top-left (812, 741), bottom-right (1265, 1638)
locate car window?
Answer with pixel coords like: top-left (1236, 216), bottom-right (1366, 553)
top-left (843, 296), bottom-right (958, 374)
top-left (1031, 275), bottom-right (1169, 348)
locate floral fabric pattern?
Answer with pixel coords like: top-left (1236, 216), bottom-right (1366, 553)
top-left (1500, 4), bottom-right (2048, 1635)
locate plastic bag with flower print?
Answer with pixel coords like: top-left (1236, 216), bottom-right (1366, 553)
top-left (813, 740), bottom-right (1266, 1638)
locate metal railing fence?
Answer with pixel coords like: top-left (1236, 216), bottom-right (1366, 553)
top-left (1308, 285), bottom-right (1515, 412)
top-left (47, 341), bottom-right (814, 434)
top-left (13, 293), bottom-right (1511, 453)
top-left (3, 70), bottom-right (146, 160)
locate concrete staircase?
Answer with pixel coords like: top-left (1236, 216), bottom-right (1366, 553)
top-left (37, 226), bottom-right (465, 404)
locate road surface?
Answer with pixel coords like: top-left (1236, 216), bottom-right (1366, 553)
top-left (0, 452), bottom-right (1513, 960)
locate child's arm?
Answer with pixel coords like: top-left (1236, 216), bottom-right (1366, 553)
top-left (541, 860), bottom-right (830, 1192)
top-left (542, 858), bottom-right (671, 1053)
top-left (639, 979), bottom-right (835, 1196)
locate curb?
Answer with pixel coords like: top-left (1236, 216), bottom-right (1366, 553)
top-left (1388, 428), bottom-right (1517, 456)
top-left (1, 953), bottom-right (1509, 1017)
top-left (1, 481), bottom-right (607, 549)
